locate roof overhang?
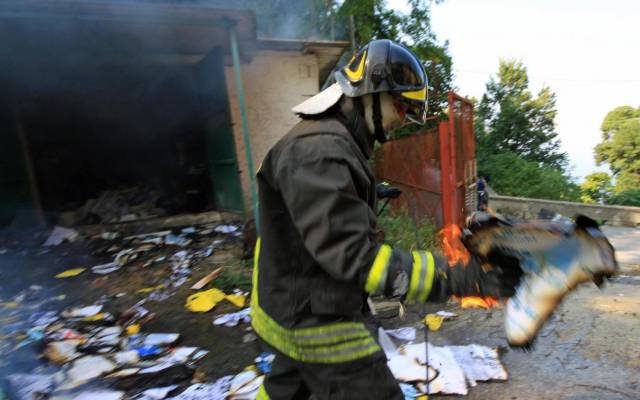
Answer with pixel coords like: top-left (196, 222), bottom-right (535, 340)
top-left (0, 1), bottom-right (257, 65)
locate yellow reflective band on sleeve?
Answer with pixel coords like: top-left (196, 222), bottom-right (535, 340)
top-left (256, 385), bottom-right (270, 400)
top-left (419, 251), bottom-right (435, 303)
top-left (407, 251), bottom-right (435, 303)
top-left (344, 50), bottom-right (367, 82)
top-left (407, 251), bottom-right (423, 302)
top-left (400, 87), bottom-right (427, 101)
top-left (364, 244), bottom-right (393, 294)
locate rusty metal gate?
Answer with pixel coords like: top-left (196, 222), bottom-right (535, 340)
top-left (375, 92), bottom-right (476, 228)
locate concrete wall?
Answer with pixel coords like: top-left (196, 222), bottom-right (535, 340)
top-left (225, 50), bottom-right (319, 211)
top-left (490, 195), bottom-right (640, 227)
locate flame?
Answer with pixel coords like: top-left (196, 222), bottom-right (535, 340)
top-left (454, 296), bottom-right (500, 309)
top-left (438, 224), bottom-right (500, 308)
top-left (438, 224), bottom-right (470, 267)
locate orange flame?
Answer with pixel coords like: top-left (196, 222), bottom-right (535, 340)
top-left (438, 224), bottom-right (470, 267)
top-left (438, 224), bottom-right (500, 308)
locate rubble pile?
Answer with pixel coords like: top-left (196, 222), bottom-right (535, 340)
top-left (4, 300), bottom-right (272, 399)
top-left (64, 186), bottom-right (168, 225)
top-left (1, 222), bottom-right (270, 400)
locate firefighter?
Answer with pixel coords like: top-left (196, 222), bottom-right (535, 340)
top-left (252, 39), bottom-right (522, 400)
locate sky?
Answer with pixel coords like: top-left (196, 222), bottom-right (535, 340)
top-left (388, 0), bottom-right (640, 181)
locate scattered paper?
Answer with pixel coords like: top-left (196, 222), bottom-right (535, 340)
top-left (385, 327), bottom-right (416, 341)
top-left (214, 225), bottom-right (239, 234)
top-left (62, 305), bottom-right (103, 318)
top-left (55, 268), bottom-right (86, 278)
top-left (449, 345), bottom-right (508, 386)
top-left (113, 350), bottom-right (140, 366)
top-left (72, 390), bottom-right (125, 400)
top-left (44, 226), bottom-right (79, 246)
top-left (5, 374), bottom-right (55, 400)
top-left (166, 377), bottom-right (233, 400)
top-left (229, 370), bottom-right (264, 397)
top-left (435, 311), bottom-right (458, 319)
top-left (388, 342), bottom-right (509, 396)
top-left (144, 333), bottom-right (180, 346)
top-left (140, 385), bottom-right (179, 400)
top-left (62, 355), bottom-right (117, 389)
top-left (43, 340), bottom-right (81, 364)
top-left (213, 308), bottom-right (251, 327)
top-left (92, 262), bottom-right (121, 275)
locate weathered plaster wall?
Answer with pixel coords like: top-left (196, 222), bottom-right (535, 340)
top-left (225, 50), bottom-right (319, 212)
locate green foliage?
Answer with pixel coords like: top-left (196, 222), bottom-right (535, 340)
top-left (479, 151), bottom-right (580, 201)
top-left (476, 60), bottom-right (568, 170)
top-left (607, 189), bottom-right (640, 207)
top-left (214, 267), bottom-right (252, 293)
top-left (580, 172), bottom-right (612, 204)
top-left (377, 207), bottom-right (438, 251)
top-left (594, 105), bottom-right (640, 194)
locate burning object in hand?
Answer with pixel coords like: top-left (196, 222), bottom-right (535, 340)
top-left (463, 213), bottom-right (618, 347)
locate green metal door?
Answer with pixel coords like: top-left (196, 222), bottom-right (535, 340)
top-left (199, 47), bottom-right (245, 213)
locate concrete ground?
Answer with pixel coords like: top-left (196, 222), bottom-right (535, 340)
top-left (392, 226), bottom-right (640, 400)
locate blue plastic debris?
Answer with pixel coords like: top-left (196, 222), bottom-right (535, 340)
top-left (399, 383), bottom-right (419, 399)
top-left (131, 345), bottom-right (163, 358)
top-left (255, 352), bottom-right (275, 374)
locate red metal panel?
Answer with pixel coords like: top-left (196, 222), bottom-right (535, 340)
top-left (375, 128), bottom-right (443, 227)
top-left (438, 121), bottom-right (454, 228)
top-left (375, 91), bottom-right (476, 229)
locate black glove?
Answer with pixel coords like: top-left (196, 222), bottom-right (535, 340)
top-left (429, 252), bottom-right (523, 300)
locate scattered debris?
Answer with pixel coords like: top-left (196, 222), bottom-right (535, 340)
top-left (190, 267), bottom-right (224, 290)
top-left (44, 226), bottom-right (79, 246)
top-left (385, 327), bottom-right (416, 341)
top-left (61, 305), bottom-right (103, 319)
top-left (61, 355), bottom-right (118, 389)
top-left (213, 308), bottom-right (251, 327)
top-left (387, 342), bottom-right (508, 396)
top-left (425, 314), bottom-right (445, 331)
top-left (92, 262), bottom-right (122, 275)
top-left (55, 268), bottom-right (86, 278)
top-left (185, 288), bottom-right (247, 313)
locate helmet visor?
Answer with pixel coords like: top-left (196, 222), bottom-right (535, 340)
top-left (389, 44), bottom-right (426, 89)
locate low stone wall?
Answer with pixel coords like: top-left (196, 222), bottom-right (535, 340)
top-left (489, 195), bottom-right (640, 227)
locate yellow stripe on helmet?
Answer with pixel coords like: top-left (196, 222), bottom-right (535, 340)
top-left (344, 50), bottom-right (367, 82)
top-left (400, 87), bottom-right (427, 101)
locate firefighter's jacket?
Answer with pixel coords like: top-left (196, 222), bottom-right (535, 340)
top-left (251, 116), bottom-right (436, 364)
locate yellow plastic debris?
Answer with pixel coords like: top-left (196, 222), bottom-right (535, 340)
top-left (225, 294), bottom-right (246, 308)
top-left (185, 288), bottom-right (226, 312)
top-left (0, 302), bottom-right (19, 309)
top-left (55, 268), bottom-right (86, 278)
top-left (425, 314), bottom-right (444, 331)
top-left (83, 313), bottom-right (107, 322)
top-left (126, 324), bottom-right (140, 335)
top-left (137, 284), bottom-right (165, 294)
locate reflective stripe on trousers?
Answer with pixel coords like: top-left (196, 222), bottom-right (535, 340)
top-left (251, 238), bottom-right (381, 363)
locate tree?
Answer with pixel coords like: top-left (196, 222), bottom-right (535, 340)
top-left (595, 105), bottom-right (640, 193)
top-left (478, 151), bottom-right (580, 201)
top-left (476, 60), bottom-right (568, 170)
top-left (580, 172), bottom-right (612, 204)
